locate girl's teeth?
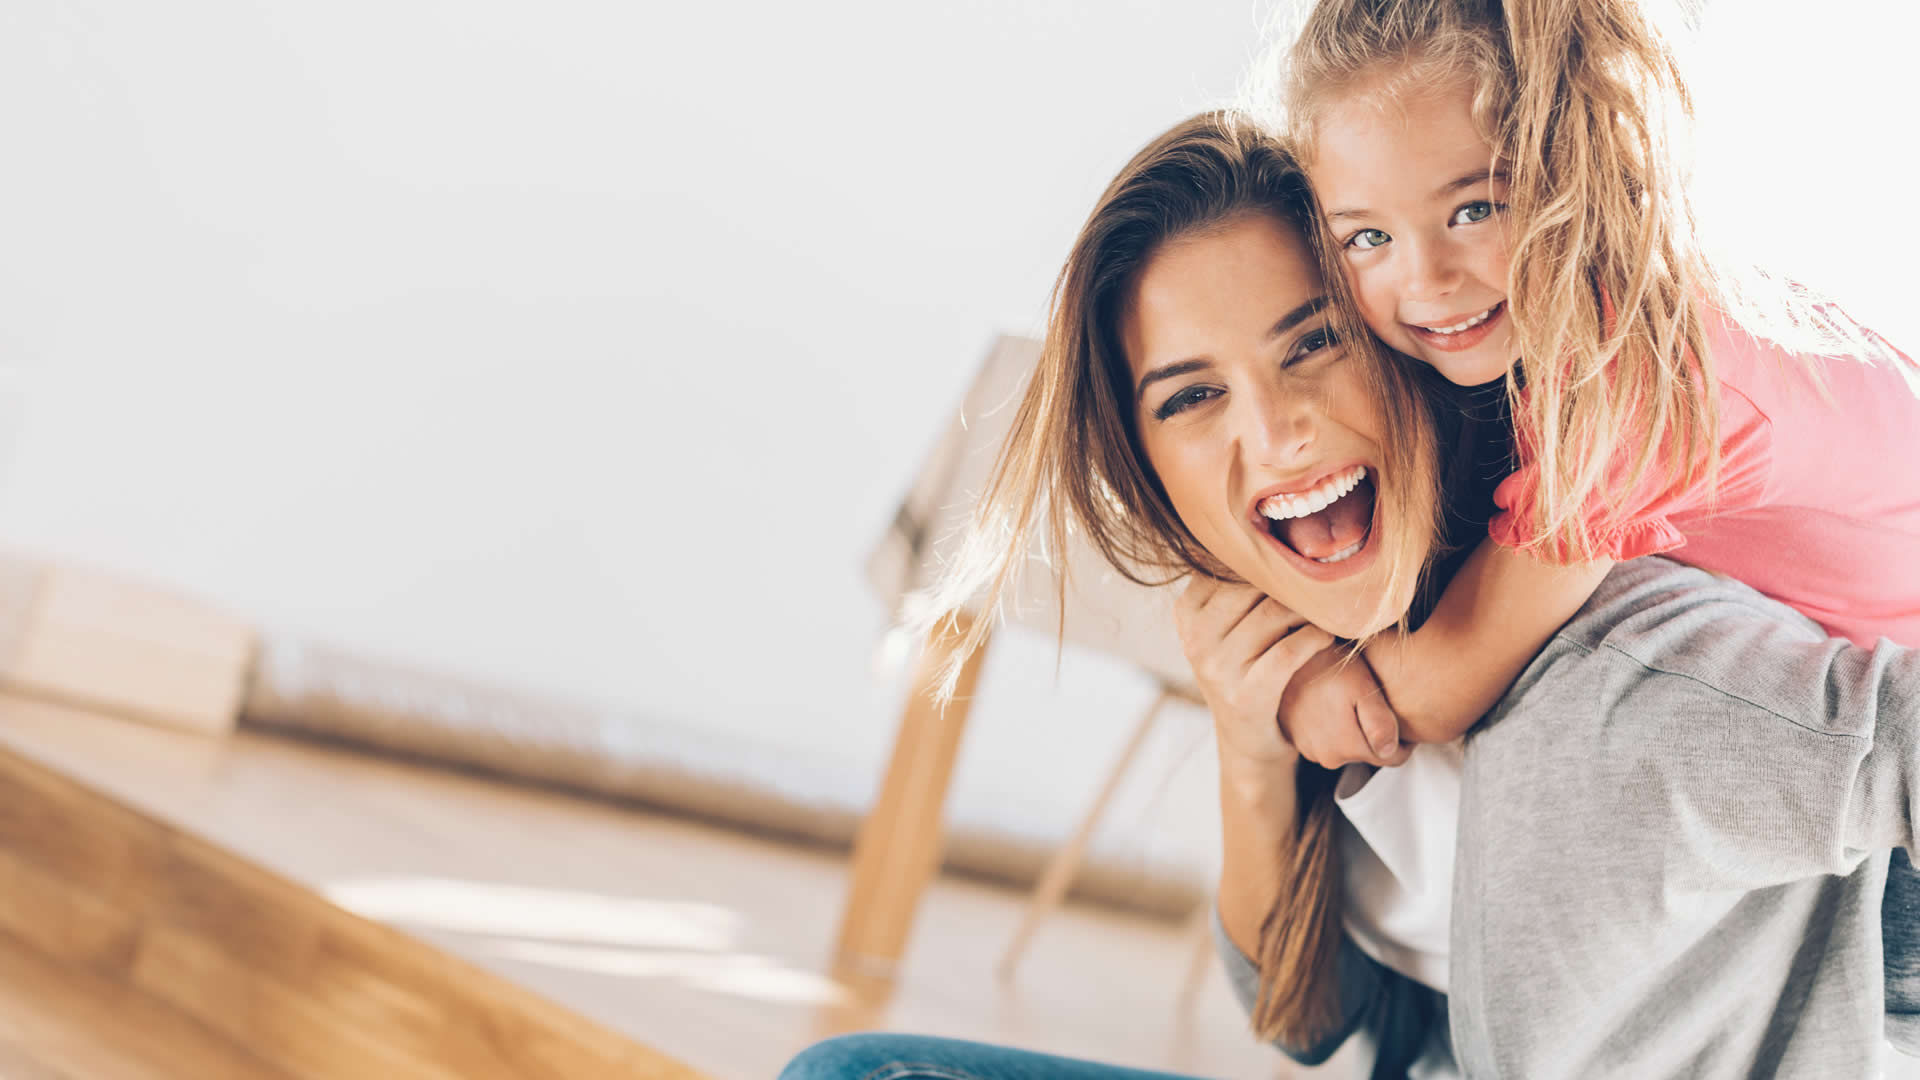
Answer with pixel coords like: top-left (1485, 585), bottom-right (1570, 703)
top-left (1425, 305), bottom-right (1496, 335)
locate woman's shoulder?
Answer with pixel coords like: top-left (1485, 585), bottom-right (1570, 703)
top-left (1522, 557), bottom-right (1905, 738)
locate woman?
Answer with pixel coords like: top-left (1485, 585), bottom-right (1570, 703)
top-left (783, 112), bottom-right (1920, 1079)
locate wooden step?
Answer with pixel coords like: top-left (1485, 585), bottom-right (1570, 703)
top-left (0, 739), bottom-right (710, 1080)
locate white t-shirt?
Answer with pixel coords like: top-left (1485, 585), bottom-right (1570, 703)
top-left (1334, 739), bottom-right (1463, 993)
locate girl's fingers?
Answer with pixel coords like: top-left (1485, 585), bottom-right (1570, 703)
top-left (1300, 715), bottom-right (1392, 770)
top-left (1353, 686), bottom-right (1401, 761)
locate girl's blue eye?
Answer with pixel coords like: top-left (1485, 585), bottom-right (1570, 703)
top-left (1153, 385), bottom-right (1220, 420)
top-left (1347, 228), bottom-right (1391, 251)
top-left (1451, 201), bottom-right (1499, 225)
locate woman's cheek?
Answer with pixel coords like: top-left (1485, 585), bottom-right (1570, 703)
top-left (1162, 444), bottom-right (1238, 561)
top-left (1141, 435), bottom-right (1205, 536)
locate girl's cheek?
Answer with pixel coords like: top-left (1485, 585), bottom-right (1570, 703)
top-left (1344, 267), bottom-right (1393, 325)
top-left (1353, 291), bottom-right (1399, 341)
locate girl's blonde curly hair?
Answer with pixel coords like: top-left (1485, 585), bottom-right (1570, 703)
top-left (1252, 0), bottom-right (1752, 561)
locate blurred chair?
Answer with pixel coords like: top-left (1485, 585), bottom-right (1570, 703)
top-left (844, 334), bottom-right (1212, 987)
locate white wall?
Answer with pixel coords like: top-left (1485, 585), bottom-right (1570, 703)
top-left (0, 1), bottom-right (1912, 885)
top-left (0, 0), bottom-right (1273, 883)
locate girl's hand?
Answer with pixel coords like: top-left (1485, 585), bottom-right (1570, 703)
top-left (1278, 642), bottom-right (1411, 769)
top-left (1174, 576), bottom-right (1334, 771)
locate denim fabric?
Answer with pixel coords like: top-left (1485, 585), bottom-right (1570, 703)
top-left (1887, 848), bottom-right (1920, 1054)
top-left (777, 1034), bottom-right (1208, 1080)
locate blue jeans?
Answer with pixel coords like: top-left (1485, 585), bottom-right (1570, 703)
top-left (778, 1034), bottom-right (1209, 1080)
top-left (1888, 848), bottom-right (1920, 1052)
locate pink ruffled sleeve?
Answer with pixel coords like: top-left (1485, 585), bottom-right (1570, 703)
top-left (1489, 465), bottom-right (1687, 561)
top-left (1489, 380), bottom-right (1775, 563)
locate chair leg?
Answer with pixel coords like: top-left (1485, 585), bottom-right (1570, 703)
top-left (833, 614), bottom-right (991, 979)
top-left (997, 684), bottom-right (1172, 982)
top-left (1178, 894), bottom-right (1216, 1012)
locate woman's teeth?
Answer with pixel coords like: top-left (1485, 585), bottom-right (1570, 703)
top-left (1314, 538), bottom-right (1365, 564)
top-left (1258, 466), bottom-right (1367, 522)
top-left (1421, 304), bottom-right (1499, 335)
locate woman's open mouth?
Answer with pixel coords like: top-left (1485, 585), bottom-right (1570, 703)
top-left (1254, 465), bottom-right (1381, 580)
top-left (1408, 300), bottom-right (1505, 353)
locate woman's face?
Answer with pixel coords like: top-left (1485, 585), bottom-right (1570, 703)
top-left (1123, 211), bottom-right (1415, 638)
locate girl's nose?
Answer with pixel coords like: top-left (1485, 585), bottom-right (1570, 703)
top-left (1402, 234), bottom-right (1463, 302)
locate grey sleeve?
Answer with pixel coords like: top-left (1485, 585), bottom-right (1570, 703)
top-left (1211, 908), bottom-right (1442, 1072)
top-left (1522, 557), bottom-right (1920, 882)
top-left (1448, 557), bottom-right (1920, 1078)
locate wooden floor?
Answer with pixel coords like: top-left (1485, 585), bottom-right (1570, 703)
top-left (0, 927), bottom-right (292, 1080)
top-left (0, 695), bottom-right (1327, 1080)
top-left (0, 703), bottom-right (707, 1080)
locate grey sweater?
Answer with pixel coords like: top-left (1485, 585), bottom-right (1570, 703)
top-left (1221, 557), bottom-right (1918, 1077)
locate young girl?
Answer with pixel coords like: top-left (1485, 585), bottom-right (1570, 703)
top-left (1260, 0), bottom-right (1920, 1052)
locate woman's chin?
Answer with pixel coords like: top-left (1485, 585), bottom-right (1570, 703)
top-left (1310, 596), bottom-right (1392, 642)
top-left (1240, 570), bottom-right (1380, 641)
top-left (1242, 553), bottom-right (1411, 643)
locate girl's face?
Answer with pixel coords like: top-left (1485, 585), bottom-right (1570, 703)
top-left (1309, 75), bottom-right (1517, 387)
top-left (1124, 212), bottom-right (1409, 638)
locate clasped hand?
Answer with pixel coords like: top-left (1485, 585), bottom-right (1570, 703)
top-left (1174, 577), bottom-right (1411, 771)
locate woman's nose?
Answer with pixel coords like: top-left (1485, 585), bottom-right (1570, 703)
top-left (1235, 388), bottom-right (1315, 466)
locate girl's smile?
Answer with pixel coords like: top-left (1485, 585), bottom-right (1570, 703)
top-left (1406, 300), bottom-right (1507, 353)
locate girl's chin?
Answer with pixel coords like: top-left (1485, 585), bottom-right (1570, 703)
top-left (1408, 335), bottom-right (1518, 386)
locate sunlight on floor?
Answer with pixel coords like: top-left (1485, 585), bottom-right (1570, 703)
top-left (324, 875), bottom-right (741, 950)
top-left (485, 940), bottom-right (852, 1006)
top-left (323, 873), bottom-right (852, 1006)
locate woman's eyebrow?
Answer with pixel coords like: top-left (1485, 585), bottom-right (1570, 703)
top-left (1135, 358), bottom-right (1210, 406)
top-left (1133, 296), bottom-right (1329, 405)
top-left (1268, 295), bottom-right (1329, 339)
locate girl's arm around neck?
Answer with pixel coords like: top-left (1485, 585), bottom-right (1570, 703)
top-left (1365, 538), bottom-right (1614, 744)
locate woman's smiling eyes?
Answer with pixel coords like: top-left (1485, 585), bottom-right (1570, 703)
top-left (1148, 326), bottom-right (1343, 421)
top-left (1152, 384), bottom-right (1221, 420)
top-left (1341, 200), bottom-right (1506, 250)
top-left (1289, 326), bottom-right (1339, 363)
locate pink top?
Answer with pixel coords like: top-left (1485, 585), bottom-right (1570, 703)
top-left (1490, 306), bottom-right (1920, 648)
